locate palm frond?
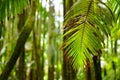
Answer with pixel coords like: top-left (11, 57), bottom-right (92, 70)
top-left (63, 0), bottom-right (113, 68)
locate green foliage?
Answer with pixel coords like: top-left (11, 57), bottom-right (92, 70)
top-left (63, 0), bottom-right (113, 68)
top-left (110, 0), bottom-right (120, 40)
top-left (0, 0), bottom-right (29, 20)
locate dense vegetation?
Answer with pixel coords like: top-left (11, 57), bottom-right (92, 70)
top-left (0, 0), bottom-right (120, 80)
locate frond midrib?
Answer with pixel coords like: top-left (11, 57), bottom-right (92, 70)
top-left (79, 0), bottom-right (93, 56)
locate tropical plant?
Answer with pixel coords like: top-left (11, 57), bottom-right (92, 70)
top-left (63, 0), bottom-right (114, 69)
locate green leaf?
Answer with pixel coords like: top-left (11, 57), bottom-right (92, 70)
top-left (63, 0), bottom-right (113, 69)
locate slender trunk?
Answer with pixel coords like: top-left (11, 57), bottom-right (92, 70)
top-left (41, 28), bottom-right (45, 80)
top-left (112, 61), bottom-right (116, 80)
top-left (93, 55), bottom-right (102, 80)
top-left (0, 21), bottom-right (3, 55)
top-left (85, 59), bottom-right (92, 80)
top-left (37, 10), bottom-right (44, 80)
top-left (29, 21), bottom-right (41, 80)
top-left (48, 65), bottom-right (55, 80)
top-left (48, 0), bottom-right (56, 80)
top-left (16, 9), bottom-right (27, 80)
top-left (56, 19), bottom-right (62, 80)
top-left (41, 19), bottom-right (46, 80)
top-left (0, 22), bottom-right (1, 60)
top-left (32, 27), bottom-right (41, 80)
top-left (0, 21), bottom-right (4, 62)
top-left (28, 50), bottom-right (36, 80)
top-left (16, 48), bottom-right (26, 80)
top-left (5, 16), bottom-right (15, 79)
top-left (6, 17), bottom-right (12, 62)
top-left (103, 67), bottom-right (107, 76)
top-left (40, 30), bottom-right (44, 80)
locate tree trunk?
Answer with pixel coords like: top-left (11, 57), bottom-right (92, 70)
top-left (0, 21), bottom-right (2, 50)
top-left (32, 27), bottom-right (41, 80)
top-left (48, 0), bottom-right (56, 80)
top-left (5, 15), bottom-right (15, 80)
top-left (16, 48), bottom-right (26, 80)
top-left (41, 19), bottom-right (45, 80)
top-left (48, 65), bottom-right (55, 80)
top-left (85, 59), bottom-right (92, 80)
top-left (37, 10), bottom-right (44, 80)
top-left (16, 9), bottom-right (27, 80)
top-left (28, 51), bottom-right (36, 80)
top-left (93, 55), bottom-right (102, 80)
top-left (0, 21), bottom-right (4, 62)
top-left (6, 17), bottom-right (12, 63)
top-left (0, 21), bottom-right (3, 55)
